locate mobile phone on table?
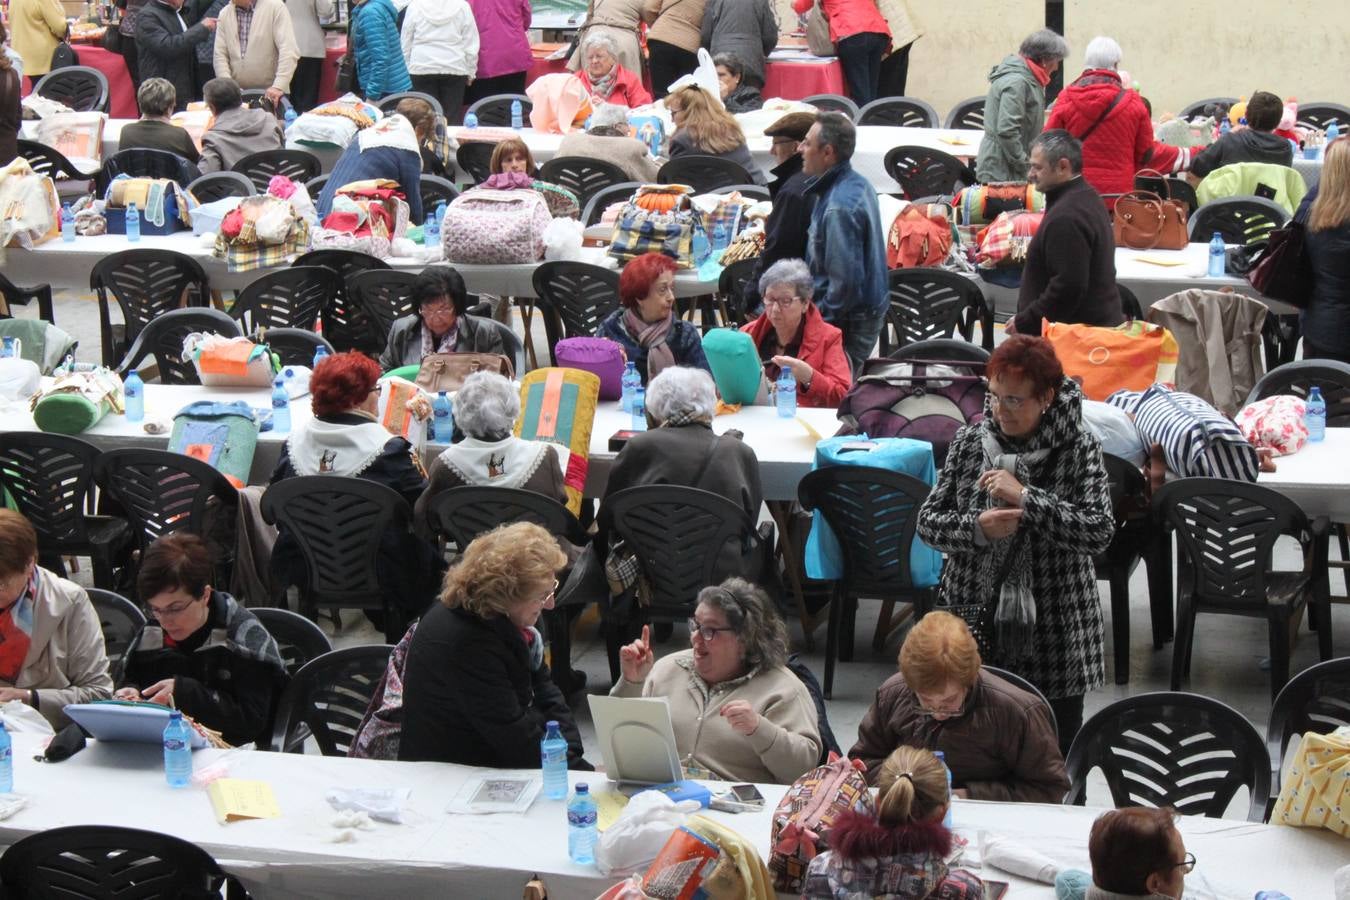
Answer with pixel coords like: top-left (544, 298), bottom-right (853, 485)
top-left (709, 783), bottom-right (765, 812)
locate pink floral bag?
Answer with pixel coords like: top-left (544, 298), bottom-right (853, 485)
top-left (768, 753), bottom-right (874, 892)
top-left (1236, 395), bottom-right (1309, 457)
top-left (442, 188), bottom-right (551, 264)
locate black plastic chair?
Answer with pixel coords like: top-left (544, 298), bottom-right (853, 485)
top-left (377, 90), bottom-right (444, 116)
top-left (1295, 102), bottom-right (1350, 132)
top-left (34, 65), bottom-right (109, 112)
top-left (252, 607), bottom-right (333, 677)
top-left (293, 248), bottom-right (390, 281)
top-left (229, 265), bottom-right (343, 333)
top-left (116, 307), bottom-right (242, 384)
top-left (466, 93), bottom-right (532, 127)
top-left (0, 270), bottom-right (55, 324)
top-left (0, 433), bottom-right (131, 589)
top-left (306, 172), bottom-right (330, 199)
top-left (802, 93), bottom-right (858, 119)
top-left (1188, 196), bottom-right (1289, 245)
top-left (16, 139), bottom-right (91, 183)
top-left (531, 261), bottom-right (621, 364)
top-left (455, 141), bottom-right (497, 185)
top-left (294, 249), bottom-right (391, 354)
top-left (1133, 172), bottom-right (1200, 217)
top-left (418, 173), bottom-right (459, 215)
top-left (882, 267), bottom-right (991, 356)
top-left (944, 95), bottom-right (986, 130)
top-left (90, 249), bottom-right (210, 368)
top-left (257, 327), bottom-right (335, 368)
top-left (982, 665), bottom-right (1057, 736)
top-left (883, 145), bottom-right (971, 200)
top-left (346, 269), bottom-right (419, 356)
top-left (1065, 691), bottom-right (1271, 821)
top-left (240, 88), bottom-right (268, 109)
top-left (1118, 283), bottom-right (1145, 321)
top-left (270, 644), bottom-right (394, 755)
top-left (797, 467), bottom-right (935, 698)
top-left (187, 171), bottom-right (256, 203)
top-left (580, 180), bottom-right (640, 226)
top-left (260, 476), bottom-right (412, 643)
top-left (538, 156), bottom-right (630, 211)
top-left (890, 337), bottom-right (990, 364)
top-left (720, 183), bottom-right (771, 202)
top-left (1178, 97), bottom-right (1239, 120)
top-left (475, 315), bottom-right (526, 375)
top-left (1266, 657), bottom-right (1350, 795)
top-left (86, 588), bottom-right (146, 685)
top-left (96, 148), bottom-right (198, 194)
top-left (657, 155), bottom-right (753, 193)
top-left (716, 256), bottom-right (760, 326)
top-left (231, 148), bottom-right (322, 193)
top-left (0, 824), bottom-right (231, 897)
top-left (857, 96), bottom-right (939, 128)
top-left (1154, 478), bottom-right (1333, 699)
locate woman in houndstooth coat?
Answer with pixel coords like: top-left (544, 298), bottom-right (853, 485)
top-left (917, 336), bottom-right (1113, 755)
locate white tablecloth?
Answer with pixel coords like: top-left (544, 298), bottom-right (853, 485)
top-left (1259, 428), bottom-right (1350, 521)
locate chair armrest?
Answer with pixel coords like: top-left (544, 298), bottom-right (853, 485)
top-left (115, 328), bottom-right (153, 379)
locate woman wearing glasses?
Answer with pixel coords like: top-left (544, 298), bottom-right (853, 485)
top-left (118, 533), bottom-right (287, 746)
top-left (398, 522), bottom-right (587, 768)
top-left (378, 267), bottom-right (509, 371)
top-left (612, 578), bottom-right (821, 784)
top-left (917, 335), bottom-right (1113, 757)
top-left (741, 259), bottom-right (852, 408)
top-left (1053, 807), bottom-right (1193, 900)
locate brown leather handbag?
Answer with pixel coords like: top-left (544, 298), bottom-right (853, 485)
top-left (1113, 170), bottom-right (1189, 250)
top-left (414, 352), bottom-right (514, 394)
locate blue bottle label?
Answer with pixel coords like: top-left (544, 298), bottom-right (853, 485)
top-left (164, 737), bottom-right (186, 752)
top-left (567, 809), bottom-right (597, 827)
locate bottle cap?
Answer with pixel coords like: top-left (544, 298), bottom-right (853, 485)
top-left (575, 783), bottom-right (589, 793)
top-left (546, 719), bottom-right (558, 727)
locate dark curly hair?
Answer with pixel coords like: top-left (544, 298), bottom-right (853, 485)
top-left (310, 351), bottom-right (382, 417)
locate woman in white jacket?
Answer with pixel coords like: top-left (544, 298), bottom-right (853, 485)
top-left (400, 0), bottom-right (479, 124)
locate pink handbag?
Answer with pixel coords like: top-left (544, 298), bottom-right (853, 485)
top-left (1236, 395), bottom-right (1308, 457)
top-left (442, 188), bottom-right (551, 264)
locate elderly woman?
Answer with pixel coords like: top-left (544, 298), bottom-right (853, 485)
top-left (614, 578), bottom-right (820, 783)
top-left (666, 85), bottom-right (767, 185)
top-left (569, 0), bottom-right (645, 78)
top-left (975, 29), bottom-right (1069, 184)
top-left (114, 78), bottom-right (200, 165)
top-left (379, 267), bottom-right (508, 370)
top-left (1056, 809), bottom-right (1194, 900)
top-left (398, 522), bottom-right (586, 766)
top-left (575, 33), bottom-right (651, 109)
top-left (554, 102), bottom-right (660, 182)
top-left (318, 112), bottom-right (425, 222)
top-left (741, 258), bottom-right (851, 408)
top-left (596, 252), bottom-right (710, 384)
top-left (713, 53), bottom-right (764, 114)
top-left (916, 336), bottom-right (1112, 754)
top-left (0, 510), bottom-right (113, 728)
top-left (117, 533), bottom-right (286, 747)
top-left (849, 610), bottom-right (1068, 802)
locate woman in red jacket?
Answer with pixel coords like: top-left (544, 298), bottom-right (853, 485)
top-left (741, 258), bottom-right (853, 408)
top-left (791, 0), bottom-right (890, 107)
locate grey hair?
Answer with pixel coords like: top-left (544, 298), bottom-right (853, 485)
top-left (1032, 128), bottom-right (1083, 174)
top-left (137, 77), bottom-right (176, 118)
top-left (581, 32), bottom-right (619, 61)
top-left (645, 366), bottom-right (716, 424)
top-left (814, 111), bottom-right (856, 162)
top-left (697, 578), bottom-right (788, 671)
top-left (1019, 28), bottom-right (1069, 64)
top-left (1083, 36), bottom-right (1121, 69)
top-left (203, 77), bottom-right (243, 113)
top-left (588, 102), bottom-right (629, 131)
top-left (758, 257), bottom-right (814, 300)
top-left (453, 371), bottom-right (520, 439)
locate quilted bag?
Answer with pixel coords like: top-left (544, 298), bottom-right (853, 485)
top-left (168, 401), bottom-right (260, 489)
top-left (1042, 318), bottom-right (1179, 401)
top-left (953, 181), bottom-right (1044, 226)
top-left (1272, 726), bottom-right (1350, 838)
top-left (0, 158), bottom-right (61, 249)
top-left (515, 367), bottom-right (600, 516)
top-left (886, 203), bottom-right (953, 269)
top-left (187, 334), bottom-right (279, 388)
top-left (532, 179), bottom-right (581, 219)
top-left (976, 210), bottom-right (1043, 267)
top-left (768, 754), bottom-right (875, 893)
top-left (553, 337), bottom-right (625, 400)
top-left (607, 185), bottom-right (701, 268)
top-left (1236, 395), bottom-right (1308, 457)
top-left (836, 357), bottom-right (987, 466)
top-left (443, 188), bottom-right (550, 264)
top-left (1106, 385), bottom-right (1260, 481)
top-left (29, 367), bottom-right (124, 435)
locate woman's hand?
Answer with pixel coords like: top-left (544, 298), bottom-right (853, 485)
top-left (719, 700), bottom-right (760, 736)
top-left (0, 688), bottom-right (31, 704)
top-left (113, 687), bottom-right (140, 701)
top-left (978, 507), bottom-right (1023, 541)
top-left (140, 678), bottom-right (175, 708)
top-left (618, 624), bottom-right (654, 684)
top-left (979, 468), bottom-right (1026, 507)
top-left (771, 355), bottom-right (815, 387)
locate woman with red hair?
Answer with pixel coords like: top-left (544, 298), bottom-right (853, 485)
top-left (595, 251), bottom-right (710, 384)
top-left (916, 335), bottom-right (1113, 756)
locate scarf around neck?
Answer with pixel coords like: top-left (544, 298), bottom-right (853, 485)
top-left (0, 571), bottom-right (36, 683)
top-left (624, 309), bottom-right (676, 380)
top-left (588, 66), bottom-right (618, 101)
top-left (1022, 56), bottom-right (1052, 87)
top-left (286, 415), bottom-right (393, 477)
top-left (438, 435), bottom-right (551, 490)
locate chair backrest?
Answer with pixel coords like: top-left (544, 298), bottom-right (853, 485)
top-left (34, 65), bottom-right (109, 112)
top-left (1295, 102), bottom-right (1350, 132)
top-left (455, 141), bottom-right (497, 185)
top-left (1247, 359), bottom-right (1350, 426)
top-left (657, 155), bottom-right (752, 193)
top-left (377, 90), bottom-right (444, 116)
top-left (531, 261), bottom-right (622, 362)
top-left (239, 88), bottom-right (268, 108)
top-left (426, 485), bottom-right (586, 548)
top-left (890, 337), bottom-right (991, 364)
top-left (797, 466), bottom-right (932, 594)
top-left (717, 256), bottom-right (760, 325)
top-left (981, 665), bottom-right (1057, 736)
top-left (883, 145), bottom-right (969, 200)
top-left (1178, 97), bottom-right (1239, 120)
top-left (117, 307), bottom-right (242, 384)
top-left (306, 173), bottom-right (330, 199)
top-left (90, 249), bottom-right (210, 368)
top-left (0, 432), bottom-right (103, 553)
top-left (294, 250), bottom-right (390, 354)
top-left (293, 249), bottom-right (390, 281)
top-left (251, 607), bottom-right (333, 677)
top-left (1065, 691), bottom-right (1271, 820)
top-left (418, 173), bottom-right (459, 216)
top-left (857, 96), bottom-right (939, 128)
top-left (944, 95), bottom-right (986, 130)
top-left (86, 588), bottom-right (146, 686)
top-left (885, 267), bottom-right (986, 349)
top-left (16, 139), bottom-right (86, 181)
top-left (720, 183), bottom-right (770, 201)
top-left (346, 269), bottom-right (419, 356)
top-left (1133, 173), bottom-right (1200, 216)
top-left (97, 148), bottom-right (197, 194)
top-left (580, 180), bottom-right (641, 226)
top-left (538, 156), bottom-right (631, 209)
top-left (94, 448), bottom-right (239, 552)
top-left (270, 645), bottom-right (395, 755)
top-left (258, 326), bottom-right (335, 368)
top-left (604, 485), bottom-right (757, 619)
top-left (231, 265), bottom-right (343, 332)
top-left (1266, 657), bottom-right (1350, 789)
top-left (1188, 196), bottom-right (1288, 245)
top-left (786, 654), bottom-right (842, 763)
top-left (802, 93), bottom-right (858, 119)
top-left (1118, 283), bottom-right (1144, 321)
top-left (187, 171), bottom-right (256, 203)
top-left (231, 149), bottom-right (322, 193)
top-left (473, 315), bottom-right (526, 375)
top-left (0, 825), bottom-right (228, 897)
top-left (466, 94), bottom-right (532, 127)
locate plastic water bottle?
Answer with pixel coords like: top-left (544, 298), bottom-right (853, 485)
top-left (691, 229), bottom-right (711, 264)
top-left (1254, 892), bottom-right (1292, 900)
top-left (163, 710), bottom-right (193, 788)
top-left (61, 203), bottom-right (75, 242)
top-left (567, 783), bottom-right (598, 864)
top-left (284, 106), bottom-right (297, 130)
top-left (1220, 117), bottom-right (1231, 137)
top-left (464, 111), bottom-right (479, 129)
top-left (271, 377), bottom-right (291, 433)
top-left (541, 720), bottom-right (569, 800)
top-left (1208, 232), bottom-right (1226, 277)
top-left (126, 201), bottom-right (140, 242)
top-left (510, 99), bottom-right (523, 131)
top-left (435, 201), bottom-right (447, 229)
top-left (1323, 123), bottom-right (1341, 160)
top-left (424, 211), bottom-right (440, 247)
top-left (775, 368), bottom-right (796, 418)
top-left (312, 344), bottom-right (330, 369)
top-left (431, 391), bottom-right (454, 443)
top-left (0, 721), bottom-right (12, 793)
top-left (124, 370), bottom-right (144, 422)
top-left (0, 336), bottom-right (18, 359)
top-left (620, 361), bottom-right (640, 413)
top-left (712, 221), bottom-right (729, 253)
top-left (631, 386), bottom-right (647, 432)
top-left (934, 750), bottom-right (953, 829)
top-left (1305, 386), bottom-right (1326, 442)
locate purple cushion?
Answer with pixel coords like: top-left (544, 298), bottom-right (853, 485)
top-left (555, 337), bottom-right (626, 400)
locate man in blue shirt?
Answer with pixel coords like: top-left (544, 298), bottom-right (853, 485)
top-left (799, 112), bottom-right (889, 375)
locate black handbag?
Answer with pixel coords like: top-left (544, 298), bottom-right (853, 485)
top-left (50, 41), bottom-right (78, 70)
top-left (100, 25), bottom-right (123, 52)
top-left (1246, 220), bottom-right (1313, 308)
top-left (334, 53), bottom-right (356, 94)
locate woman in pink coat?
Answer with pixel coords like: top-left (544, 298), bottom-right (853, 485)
top-left (463, 0), bottom-right (532, 108)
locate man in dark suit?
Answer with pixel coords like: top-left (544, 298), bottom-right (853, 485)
top-left (135, 0), bottom-right (216, 110)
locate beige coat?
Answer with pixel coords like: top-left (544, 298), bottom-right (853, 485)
top-left (872, 0), bottom-right (920, 56)
top-left (214, 0), bottom-right (301, 92)
top-left (9, 0), bottom-right (67, 77)
top-left (285, 0), bottom-right (336, 59)
top-left (643, 0), bottom-right (707, 54)
top-left (7, 568), bottom-right (115, 729)
top-left (555, 131), bottom-right (660, 183)
top-left (1146, 289), bottom-right (1268, 417)
top-left (612, 649), bottom-right (822, 784)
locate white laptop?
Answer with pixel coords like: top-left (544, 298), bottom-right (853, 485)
top-left (587, 695), bottom-right (683, 786)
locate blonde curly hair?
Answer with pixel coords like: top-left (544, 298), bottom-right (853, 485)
top-left (441, 522), bottom-right (567, 618)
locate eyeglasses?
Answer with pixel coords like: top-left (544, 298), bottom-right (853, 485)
top-left (1170, 852), bottom-right (1197, 874)
top-left (687, 618), bottom-right (736, 642)
top-left (915, 692), bottom-right (966, 718)
top-left (989, 393), bottom-right (1030, 412)
top-left (147, 597), bottom-right (198, 619)
top-left (420, 304), bottom-right (455, 317)
top-left (532, 579), bottom-right (560, 607)
top-left (762, 295), bottom-right (802, 309)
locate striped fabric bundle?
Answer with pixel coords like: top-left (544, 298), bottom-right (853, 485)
top-left (1106, 385), bottom-right (1259, 481)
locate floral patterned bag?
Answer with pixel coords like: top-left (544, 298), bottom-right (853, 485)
top-left (768, 754), bottom-right (875, 893)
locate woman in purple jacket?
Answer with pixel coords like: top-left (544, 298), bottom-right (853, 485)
top-left (462, 0), bottom-right (532, 107)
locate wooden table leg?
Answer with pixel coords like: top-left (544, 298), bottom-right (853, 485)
top-left (767, 499), bottom-right (817, 651)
